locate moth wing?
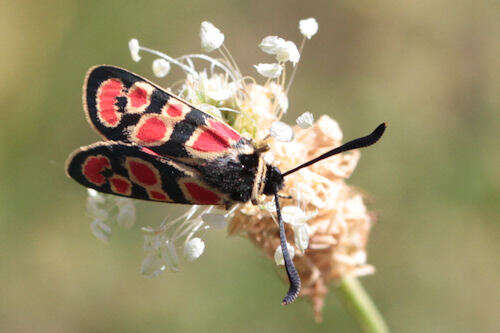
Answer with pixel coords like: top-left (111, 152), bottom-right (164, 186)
top-left (66, 141), bottom-right (228, 205)
top-left (84, 66), bottom-right (243, 159)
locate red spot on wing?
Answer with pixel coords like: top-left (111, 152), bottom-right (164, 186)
top-left (150, 190), bottom-right (167, 201)
top-left (208, 119), bottom-right (241, 141)
top-left (97, 79), bottom-right (123, 127)
top-left (110, 176), bottom-right (131, 195)
top-left (136, 117), bottom-right (167, 143)
top-left (129, 161), bottom-right (157, 186)
top-left (165, 104), bottom-right (183, 117)
top-left (185, 182), bottom-right (221, 204)
top-left (191, 119), bottom-right (240, 152)
top-left (83, 156), bottom-right (110, 185)
top-left (128, 86), bottom-right (148, 108)
top-left (192, 130), bottom-right (229, 152)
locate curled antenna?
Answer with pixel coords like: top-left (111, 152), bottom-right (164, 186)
top-left (282, 123), bottom-right (387, 177)
top-left (274, 191), bottom-right (301, 305)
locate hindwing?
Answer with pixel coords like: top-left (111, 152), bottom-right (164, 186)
top-left (66, 141), bottom-right (228, 205)
top-left (84, 66), bottom-right (243, 159)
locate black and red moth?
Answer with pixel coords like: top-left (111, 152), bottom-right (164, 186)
top-left (66, 65), bottom-right (386, 305)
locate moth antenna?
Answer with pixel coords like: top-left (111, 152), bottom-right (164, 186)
top-left (282, 122), bottom-right (387, 177)
top-left (274, 191), bottom-right (301, 305)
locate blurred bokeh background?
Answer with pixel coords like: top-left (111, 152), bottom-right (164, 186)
top-left (1, 1), bottom-right (498, 332)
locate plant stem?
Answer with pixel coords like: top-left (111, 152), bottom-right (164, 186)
top-left (335, 277), bottom-right (389, 333)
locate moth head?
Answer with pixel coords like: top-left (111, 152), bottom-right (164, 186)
top-left (263, 165), bottom-right (284, 195)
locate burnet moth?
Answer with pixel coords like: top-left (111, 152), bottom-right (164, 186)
top-left (66, 66), bottom-right (386, 305)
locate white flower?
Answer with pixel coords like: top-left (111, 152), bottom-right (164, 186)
top-left (293, 224), bottom-right (311, 252)
top-left (276, 41), bottom-right (300, 65)
top-left (260, 198), bottom-right (276, 212)
top-left (140, 253), bottom-right (166, 277)
top-left (201, 212), bottom-right (227, 229)
top-left (270, 121), bottom-right (294, 142)
top-left (296, 112), bottom-right (314, 129)
top-left (268, 82), bottom-right (289, 113)
top-left (128, 38), bottom-right (141, 62)
top-left (299, 18), bottom-right (318, 39)
top-left (116, 201), bottom-right (136, 228)
top-left (259, 36), bottom-right (286, 55)
top-left (254, 63), bottom-right (283, 78)
top-left (184, 238), bottom-right (205, 261)
top-left (90, 220), bottom-right (111, 242)
top-left (281, 206), bottom-right (307, 226)
top-left (200, 21), bottom-right (224, 52)
top-left (192, 72), bottom-right (235, 102)
top-left (152, 58), bottom-right (171, 78)
top-left (86, 190), bottom-right (108, 220)
top-left (274, 243), bottom-right (295, 266)
top-left (141, 225), bottom-right (180, 273)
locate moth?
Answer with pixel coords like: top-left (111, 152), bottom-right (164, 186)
top-left (66, 66), bottom-right (386, 305)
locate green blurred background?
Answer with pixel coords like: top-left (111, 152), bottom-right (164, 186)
top-left (1, 1), bottom-right (498, 332)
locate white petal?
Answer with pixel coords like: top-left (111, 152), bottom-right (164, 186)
top-left (261, 198), bottom-right (276, 212)
top-left (274, 243), bottom-right (295, 266)
top-left (205, 89), bottom-right (232, 101)
top-left (200, 21), bottom-right (224, 52)
top-left (293, 224), bottom-right (310, 252)
top-left (268, 82), bottom-right (288, 113)
top-left (87, 188), bottom-right (104, 201)
top-left (352, 251), bottom-right (367, 265)
top-left (299, 18), bottom-right (318, 39)
top-left (140, 253), bottom-right (166, 277)
top-left (281, 206), bottom-right (306, 226)
top-left (275, 41), bottom-right (300, 65)
top-left (296, 112), bottom-right (314, 129)
top-left (161, 241), bottom-right (180, 272)
top-left (152, 58), bottom-right (171, 78)
top-left (128, 38), bottom-right (141, 62)
top-left (254, 63), bottom-right (283, 78)
top-left (201, 213), bottom-right (227, 229)
top-left (270, 121), bottom-right (294, 142)
top-left (90, 220), bottom-right (111, 242)
top-left (86, 198), bottom-right (109, 221)
top-left (259, 36), bottom-right (286, 55)
top-left (184, 237), bottom-right (205, 261)
top-left (116, 203), bottom-right (136, 228)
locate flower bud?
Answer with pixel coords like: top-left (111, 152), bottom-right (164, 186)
top-left (128, 38), bottom-right (141, 62)
top-left (152, 58), bottom-right (171, 78)
top-left (296, 112), bottom-right (314, 129)
top-left (275, 41), bottom-right (300, 65)
top-left (259, 36), bottom-right (286, 55)
top-left (200, 21), bottom-right (224, 52)
top-left (184, 237), bottom-right (205, 261)
top-left (270, 121), bottom-right (294, 142)
top-left (299, 18), bottom-right (318, 39)
top-left (254, 63), bottom-right (283, 78)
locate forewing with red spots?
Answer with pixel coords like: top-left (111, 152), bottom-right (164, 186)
top-left (84, 66), bottom-right (243, 159)
top-left (66, 141), bottom-right (226, 205)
